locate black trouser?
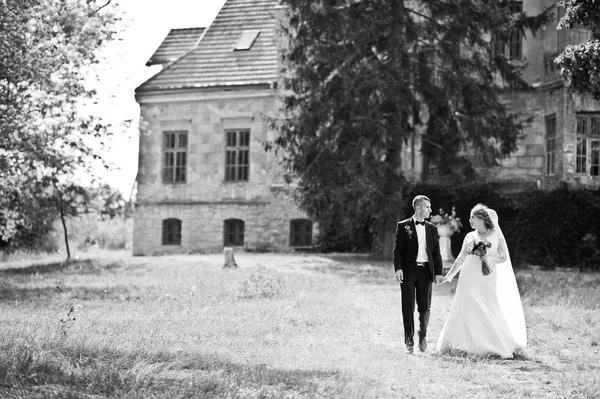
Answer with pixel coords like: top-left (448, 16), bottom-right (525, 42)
top-left (400, 265), bottom-right (432, 345)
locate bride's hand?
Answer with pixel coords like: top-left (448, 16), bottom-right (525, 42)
top-left (438, 276), bottom-right (450, 285)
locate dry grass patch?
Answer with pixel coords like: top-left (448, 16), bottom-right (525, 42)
top-left (0, 251), bottom-right (598, 398)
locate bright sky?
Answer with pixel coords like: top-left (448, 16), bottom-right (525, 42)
top-left (95, 0), bottom-right (227, 196)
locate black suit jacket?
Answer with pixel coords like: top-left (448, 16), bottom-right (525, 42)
top-left (393, 217), bottom-right (443, 282)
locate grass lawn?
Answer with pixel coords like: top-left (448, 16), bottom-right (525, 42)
top-left (0, 250), bottom-right (599, 398)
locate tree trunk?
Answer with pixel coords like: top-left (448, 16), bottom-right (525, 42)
top-left (382, 219), bottom-right (397, 260)
top-left (223, 247), bottom-right (238, 268)
top-left (58, 195), bottom-right (71, 261)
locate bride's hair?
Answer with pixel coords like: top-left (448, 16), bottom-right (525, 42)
top-left (471, 203), bottom-right (494, 230)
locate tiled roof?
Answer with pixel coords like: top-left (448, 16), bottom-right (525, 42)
top-left (146, 27), bottom-right (205, 66)
top-left (137, 0), bottom-right (279, 92)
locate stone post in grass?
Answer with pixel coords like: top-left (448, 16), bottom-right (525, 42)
top-left (223, 247), bottom-right (238, 268)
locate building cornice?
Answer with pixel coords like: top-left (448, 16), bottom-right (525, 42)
top-left (531, 79), bottom-right (564, 92)
top-left (135, 84), bottom-right (275, 104)
top-left (137, 200), bottom-right (271, 206)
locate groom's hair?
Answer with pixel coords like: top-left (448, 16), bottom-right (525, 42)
top-left (471, 203), bottom-right (494, 230)
top-left (412, 195), bottom-right (431, 209)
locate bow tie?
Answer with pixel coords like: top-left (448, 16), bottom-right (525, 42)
top-left (415, 220), bottom-right (425, 225)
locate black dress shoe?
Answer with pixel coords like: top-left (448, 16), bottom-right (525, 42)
top-left (406, 344), bottom-right (414, 354)
top-left (418, 337), bottom-right (427, 352)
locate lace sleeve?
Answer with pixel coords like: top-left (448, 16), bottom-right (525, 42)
top-left (445, 234), bottom-right (471, 282)
top-left (486, 233), bottom-right (508, 265)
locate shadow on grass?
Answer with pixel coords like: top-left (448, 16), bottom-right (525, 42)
top-left (0, 281), bottom-right (133, 302)
top-left (0, 259), bottom-right (124, 277)
top-left (310, 254), bottom-right (394, 285)
top-left (433, 347), bottom-right (530, 364)
top-left (0, 344), bottom-right (351, 399)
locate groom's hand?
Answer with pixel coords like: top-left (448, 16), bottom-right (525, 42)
top-left (435, 275), bottom-right (444, 285)
top-left (395, 270), bottom-right (403, 283)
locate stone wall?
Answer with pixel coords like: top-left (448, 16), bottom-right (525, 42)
top-left (133, 87), bottom-right (314, 255)
top-left (132, 189), bottom-right (309, 255)
top-left (136, 89), bottom-right (284, 202)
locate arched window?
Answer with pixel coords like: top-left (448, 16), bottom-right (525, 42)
top-left (290, 219), bottom-right (312, 247)
top-left (162, 218), bottom-right (182, 245)
top-left (224, 219), bottom-right (244, 246)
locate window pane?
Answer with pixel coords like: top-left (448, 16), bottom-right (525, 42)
top-left (224, 130), bottom-right (250, 182)
top-left (178, 133), bottom-right (187, 148)
top-left (234, 29), bottom-right (260, 51)
top-left (163, 219), bottom-right (182, 245)
top-left (577, 117), bottom-right (587, 135)
top-left (546, 115), bottom-right (556, 137)
top-left (576, 138), bottom-right (587, 173)
top-left (290, 219), bottom-right (312, 246)
top-left (227, 131), bottom-right (236, 147)
top-left (592, 118), bottom-right (600, 136)
top-left (163, 132), bottom-right (187, 184)
top-left (224, 219), bottom-right (244, 246)
top-left (591, 140), bottom-right (600, 176)
top-left (509, 31), bottom-right (522, 58)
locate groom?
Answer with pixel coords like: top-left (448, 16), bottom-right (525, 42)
top-left (393, 195), bottom-right (443, 354)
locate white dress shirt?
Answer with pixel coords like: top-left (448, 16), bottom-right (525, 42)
top-left (413, 217), bottom-right (428, 263)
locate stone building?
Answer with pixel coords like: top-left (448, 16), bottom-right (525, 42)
top-left (482, 0), bottom-right (600, 190)
top-left (133, 0), bottom-right (312, 255)
top-left (133, 0), bottom-right (599, 255)
top-left (413, 0), bottom-right (600, 190)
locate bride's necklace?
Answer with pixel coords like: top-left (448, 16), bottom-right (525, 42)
top-left (477, 228), bottom-right (490, 237)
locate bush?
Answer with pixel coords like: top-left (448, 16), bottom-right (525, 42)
top-left (26, 215), bottom-right (133, 254)
top-left (405, 183), bottom-right (600, 268)
top-left (237, 264), bottom-right (289, 299)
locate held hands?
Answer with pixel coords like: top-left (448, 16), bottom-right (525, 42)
top-left (397, 272), bottom-right (449, 285)
top-left (436, 274), bottom-right (450, 285)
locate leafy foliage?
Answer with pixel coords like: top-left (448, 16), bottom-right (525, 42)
top-left (0, 0), bottom-right (121, 247)
top-left (407, 183), bottom-right (600, 269)
top-left (555, 0), bottom-right (600, 100)
top-left (271, 0), bottom-right (550, 251)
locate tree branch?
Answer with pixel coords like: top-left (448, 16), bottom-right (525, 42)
top-left (91, 0), bottom-right (112, 14)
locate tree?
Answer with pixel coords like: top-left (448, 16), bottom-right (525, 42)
top-left (0, 0), bottom-right (121, 252)
top-left (271, 0), bottom-right (549, 253)
top-left (555, 0), bottom-right (600, 100)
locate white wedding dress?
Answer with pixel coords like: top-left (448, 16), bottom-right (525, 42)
top-left (436, 212), bottom-right (526, 358)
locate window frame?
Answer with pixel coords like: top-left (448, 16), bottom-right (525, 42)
top-left (575, 113), bottom-right (600, 177)
top-left (224, 219), bottom-right (245, 247)
top-left (234, 29), bottom-right (260, 51)
top-left (162, 218), bottom-right (182, 246)
top-left (162, 131), bottom-right (188, 184)
top-left (545, 114), bottom-right (557, 176)
top-left (224, 129), bottom-right (250, 182)
top-left (494, 2), bottom-right (523, 60)
top-left (290, 219), bottom-right (313, 247)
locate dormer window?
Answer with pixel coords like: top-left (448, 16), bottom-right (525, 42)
top-left (234, 29), bottom-right (260, 51)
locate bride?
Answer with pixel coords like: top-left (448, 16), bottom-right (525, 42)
top-left (437, 204), bottom-right (526, 358)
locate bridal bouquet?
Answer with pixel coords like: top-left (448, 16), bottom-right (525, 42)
top-left (468, 239), bottom-right (493, 275)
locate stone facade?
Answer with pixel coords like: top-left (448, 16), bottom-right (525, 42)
top-left (419, 0), bottom-right (600, 190)
top-left (488, 0), bottom-right (600, 190)
top-left (133, 88), bottom-right (311, 255)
